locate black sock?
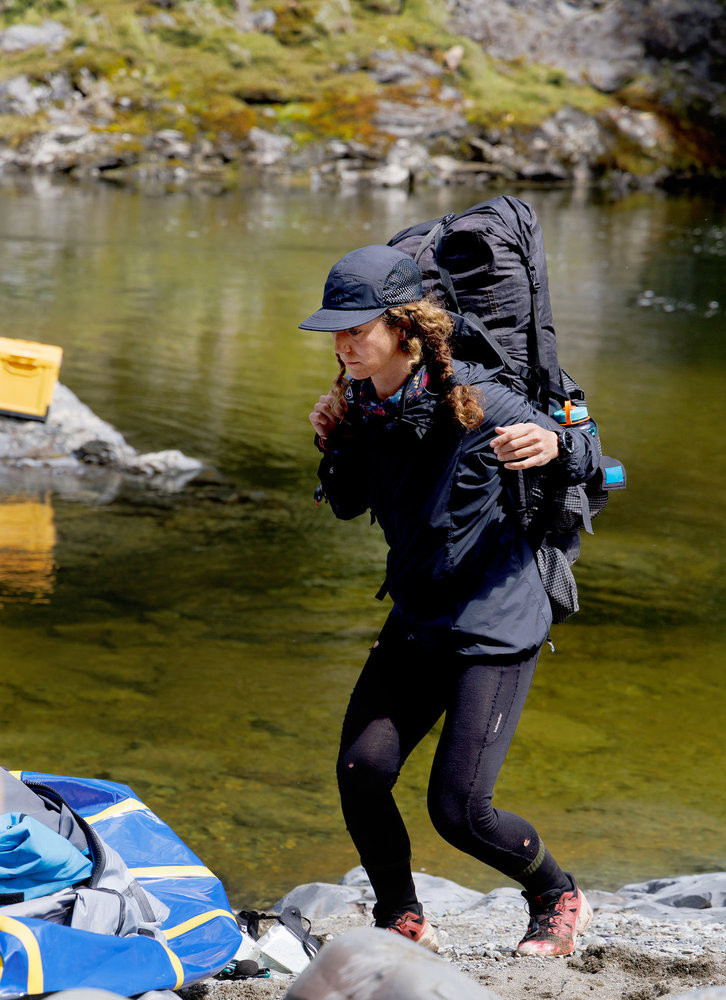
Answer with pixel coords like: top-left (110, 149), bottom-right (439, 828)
top-left (364, 858), bottom-right (419, 921)
top-left (521, 847), bottom-right (572, 899)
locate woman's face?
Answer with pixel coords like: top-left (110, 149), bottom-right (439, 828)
top-left (332, 316), bottom-right (406, 383)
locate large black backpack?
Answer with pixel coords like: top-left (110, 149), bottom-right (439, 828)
top-left (388, 195), bottom-right (626, 624)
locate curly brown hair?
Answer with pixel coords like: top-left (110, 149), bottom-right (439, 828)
top-left (387, 298), bottom-right (484, 429)
top-left (329, 297), bottom-right (483, 430)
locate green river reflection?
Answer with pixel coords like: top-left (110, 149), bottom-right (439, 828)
top-left (0, 179), bottom-right (724, 908)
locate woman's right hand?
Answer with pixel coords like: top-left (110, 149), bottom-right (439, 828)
top-left (309, 391), bottom-right (347, 440)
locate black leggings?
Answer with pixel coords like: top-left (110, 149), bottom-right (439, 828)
top-left (336, 617), bottom-right (568, 914)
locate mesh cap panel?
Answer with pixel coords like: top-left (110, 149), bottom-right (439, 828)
top-left (381, 258), bottom-right (423, 305)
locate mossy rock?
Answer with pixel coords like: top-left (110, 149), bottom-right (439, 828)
top-left (154, 25), bottom-right (205, 49)
top-left (297, 90), bottom-right (385, 146)
top-left (357, 0), bottom-right (404, 11)
top-left (268, 0), bottom-right (350, 46)
top-left (0, 0), bottom-right (65, 23)
top-left (196, 93), bottom-right (256, 140)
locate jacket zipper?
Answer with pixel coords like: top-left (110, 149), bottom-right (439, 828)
top-left (23, 779), bottom-right (107, 886)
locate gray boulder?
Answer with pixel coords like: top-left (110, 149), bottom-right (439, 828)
top-left (275, 881), bottom-right (371, 920)
top-left (277, 867), bottom-right (726, 929)
top-left (150, 129), bottom-right (192, 160)
top-left (0, 382), bottom-right (202, 486)
top-left (50, 993), bottom-right (177, 1000)
top-left (0, 76), bottom-right (53, 116)
top-left (620, 872), bottom-right (726, 911)
top-left (46, 993), bottom-right (127, 1000)
top-left (341, 866), bottom-right (491, 915)
top-left (370, 49), bottom-right (444, 86)
top-left (283, 926), bottom-right (502, 1000)
top-left (245, 127), bottom-right (294, 167)
top-left (534, 106), bottom-right (609, 165)
top-left (277, 867), bottom-right (500, 920)
top-left (0, 20), bottom-right (68, 53)
top-left (372, 99), bottom-right (468, 143)
top-left (442, 0), bottom-right (726, 166)
top-left (669, 991), bottom-right (726, 1000)
top-left (607, 872), bottom-right (726, 925)
top-left (442, 0), bottom-right (723, 92)
top-left (11, 125), bottom-right (100, 172)
top-left (442, 0), bottom-right (643, 88)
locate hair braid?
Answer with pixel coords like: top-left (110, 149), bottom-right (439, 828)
top-left (329, 354), bottom-right (348, 412)
top-left (384, 299), bottom-right (484, 430)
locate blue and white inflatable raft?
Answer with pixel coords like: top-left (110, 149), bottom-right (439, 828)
top-left (0, 770), bottom-right (243, 997)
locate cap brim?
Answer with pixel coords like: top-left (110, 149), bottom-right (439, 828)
top-left (298, 306), bottom-right (387, 332)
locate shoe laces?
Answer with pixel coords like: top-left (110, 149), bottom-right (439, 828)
top-left (525, 889), bottom-right (576, 937)
top-left (390, 910), bottom-right (423, 930)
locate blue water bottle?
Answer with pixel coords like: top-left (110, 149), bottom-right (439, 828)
top-left (552, 400), bottom-right (600, 457)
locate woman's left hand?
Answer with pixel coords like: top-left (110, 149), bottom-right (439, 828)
top-left (490, 423), bottom-right (559, 469)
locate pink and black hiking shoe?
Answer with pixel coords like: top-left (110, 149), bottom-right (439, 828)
top-left (373, 903), bottom-right (440, 952)
top-left (516, 874), bottom-right (592, 957)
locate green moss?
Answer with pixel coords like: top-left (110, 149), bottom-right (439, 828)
top-left (88, 127), bottom-right (146, 158)
top-left (353, 0), bottom-right (453, 49)
top-left (459, 45), bottom-right (610, 130)
top-left (268, 1), bottom-right (324, 46)
top-left (154, 25), bottom-right (206, 48)
top-left (194, 93), bottom-right (257, 140)
top-left (608, 143), bottom-right (662, 177)
top-left (0, 0), bottom-right (65, 24)
top-left (226, 34), bottom-right (341, 104)
top-left (96, 121), bottom-right (144, 149)
top-left (356, 0), bottom-right (404, 11)
top-left (0, 0), bottom-right (601, 133)
top-left (0, 111), bottom-right (47, 143)
top-left (616, 78), bottom-right (726, 172)
top-left (66, 49), bottom-right (133, 79)
top-left (298, 90), bottom-right (384, 145)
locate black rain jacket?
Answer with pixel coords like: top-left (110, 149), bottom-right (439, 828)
top-left (316, 360), bottom-right (598, 661)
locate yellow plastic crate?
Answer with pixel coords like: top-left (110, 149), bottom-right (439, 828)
top-left (0, 337), bottom-right (63, 422)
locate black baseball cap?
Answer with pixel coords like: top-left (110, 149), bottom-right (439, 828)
top-left (299, 244), bottom-right (423, 332)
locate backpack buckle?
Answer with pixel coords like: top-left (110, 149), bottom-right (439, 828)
top-left (525, 257), bottom-right (540, 292)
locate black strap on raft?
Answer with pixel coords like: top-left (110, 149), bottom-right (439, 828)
top-left (412, 210), bottom-right (568, 412)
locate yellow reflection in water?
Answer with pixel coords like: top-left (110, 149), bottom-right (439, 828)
top-left (0, 493), bottom-right (56, 604)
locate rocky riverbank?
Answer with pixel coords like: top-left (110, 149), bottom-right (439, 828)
top-left (189, 868), bottom-right (726, 1000)
top-left (0, 0), bottom-right (724, 195)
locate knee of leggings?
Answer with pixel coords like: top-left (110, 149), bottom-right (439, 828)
top-left (337, 748), bottom-right (399, 796)
top-left (427, 789), bottom-right (468, 848)
top-left (428, 787), bottom-right (498, 850)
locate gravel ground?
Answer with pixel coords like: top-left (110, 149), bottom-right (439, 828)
top-left (180, 883), bottom-right (726, 1000)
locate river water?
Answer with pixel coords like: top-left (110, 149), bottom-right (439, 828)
top-left (0, 177), bottom-right (724, 908)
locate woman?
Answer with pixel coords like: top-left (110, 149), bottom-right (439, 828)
top-left (302, 244), bottom-right (597, 957)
